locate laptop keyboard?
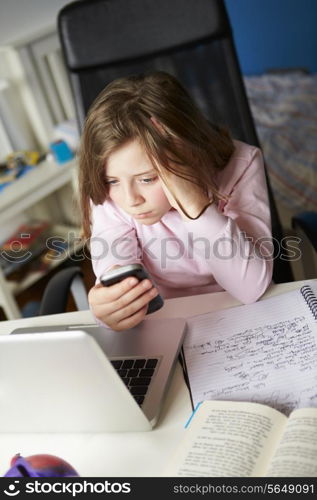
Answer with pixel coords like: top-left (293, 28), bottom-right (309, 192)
top-left (110, 357), bottom-right (159, 407)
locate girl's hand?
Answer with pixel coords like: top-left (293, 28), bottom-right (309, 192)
top-left (158, 169), bottom-right (211, 220)
top-left (150, 116), bottom-right (210, 219)
top-left (88, 275), bottom-right (159, 331)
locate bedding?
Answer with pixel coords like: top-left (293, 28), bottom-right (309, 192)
top-left (244, 72), bottom-right (317, 213)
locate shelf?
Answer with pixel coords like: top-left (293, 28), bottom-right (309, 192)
top-left (8, 224), bottom-right (84, 295)
top-left (0, 158), bottom-right (77, 222)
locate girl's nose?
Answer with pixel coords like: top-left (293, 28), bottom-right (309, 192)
top-left (124, 185), bottom-right (144, 206)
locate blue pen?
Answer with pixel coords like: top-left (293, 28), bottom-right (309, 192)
top-left (184, 401), bottom-right (203, 428)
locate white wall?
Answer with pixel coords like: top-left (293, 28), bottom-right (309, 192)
top-left (0, 0), bottom-right (76, 153)
top-left (0, 0), bottom-right (71, 46)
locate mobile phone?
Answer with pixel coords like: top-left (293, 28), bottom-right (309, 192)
top-left (100, 264), bottom-right (164, 314)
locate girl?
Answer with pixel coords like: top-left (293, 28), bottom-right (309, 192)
top-left (80, 71), bottom-right (273, 331)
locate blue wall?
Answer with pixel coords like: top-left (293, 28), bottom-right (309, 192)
top-left (225, 0), bottom-right (317, 75)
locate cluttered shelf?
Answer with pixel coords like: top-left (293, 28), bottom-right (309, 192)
top-left (0, 145), bottom-right (81, 320)
top-left (0, 152), bottom-right (78, 222)
top-left (0, 221), bottom-right (84, 296)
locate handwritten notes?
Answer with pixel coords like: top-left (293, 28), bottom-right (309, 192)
top-left (184, 286), bottom-right (317, 415)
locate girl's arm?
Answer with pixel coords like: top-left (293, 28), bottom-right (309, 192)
top-left (89, 201), bottom-right (142, 280)
top-left (89, 202), bottom-right (159, 330)
top-left (159, 146), bottom-right (273, 304)
top-left (186, 204), bottom-right (273, 304)
top-left (189, 148), bottom-right (273, 304)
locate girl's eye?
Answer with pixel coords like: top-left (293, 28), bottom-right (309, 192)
top-left (140, 176), bottom-right (158, 184)
top-left (105, 176), bottom-right (158, 186)
top-left (105, 179), bottom-right (118, 186)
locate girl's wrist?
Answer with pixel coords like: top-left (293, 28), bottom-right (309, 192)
top-left (180, 196), bottom-right (214, 221)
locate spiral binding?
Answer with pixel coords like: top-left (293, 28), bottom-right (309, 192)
top-left (300, 285), bottom-right (317, 321)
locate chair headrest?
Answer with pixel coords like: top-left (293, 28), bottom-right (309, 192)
top-left (58, 0), bottom-right (231, 70)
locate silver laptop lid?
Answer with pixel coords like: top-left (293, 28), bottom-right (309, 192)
top-left (2, 318), bottom-right (186, 432)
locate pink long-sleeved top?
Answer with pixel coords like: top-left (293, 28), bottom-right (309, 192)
top-left (90, 140), bottom-right (273, 304)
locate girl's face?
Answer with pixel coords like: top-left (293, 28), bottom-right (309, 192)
top-left (105, 139), bottom-right (171, 224)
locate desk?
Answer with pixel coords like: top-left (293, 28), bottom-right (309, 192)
top-left (0, 280), bottom-right (311, 477)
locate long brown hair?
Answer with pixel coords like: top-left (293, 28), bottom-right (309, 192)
top-left (79, 71), bottom-right (234, 238)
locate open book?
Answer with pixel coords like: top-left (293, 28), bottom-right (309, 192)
top-left (182, 282), bottom-right (317, 415)
top-left (164, 400), bottom-right (317, 477)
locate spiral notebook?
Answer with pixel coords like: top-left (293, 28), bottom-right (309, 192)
top-left (183, 281), bottom-right (317, 416)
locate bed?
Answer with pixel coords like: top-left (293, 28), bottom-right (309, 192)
top-left (244, 71), bottom-right (317, 221)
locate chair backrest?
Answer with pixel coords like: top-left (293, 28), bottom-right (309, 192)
top-left (58, 0), bottom-right (293, 283)
top-left (39, 266), bottom-right (89, 315)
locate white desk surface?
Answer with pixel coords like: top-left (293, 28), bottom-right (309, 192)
top-left (0, 279), bottom-right (313, 477)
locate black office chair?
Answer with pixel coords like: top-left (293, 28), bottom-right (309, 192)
top-left (40, 0), bottom-right (295, 315)
top-left (39, 266), bottom-right (89, 315)
top-left (292, 212), bottom-right (317, 279)
top-left (57, 0), bottom-right (293, 286)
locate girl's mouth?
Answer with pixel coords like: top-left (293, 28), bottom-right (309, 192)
top-left (133, 212), bottom-right (153, 219)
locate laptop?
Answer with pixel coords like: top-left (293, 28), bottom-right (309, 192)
top-left (0, 318), bottom-right (186, 433)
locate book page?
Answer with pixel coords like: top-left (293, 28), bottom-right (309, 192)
top-left (184, 285), bottom-right (317, 414)
top-left (164, 401), bottom-right (286, 477)
top-left (266, 408), bottom-right (317, 476)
